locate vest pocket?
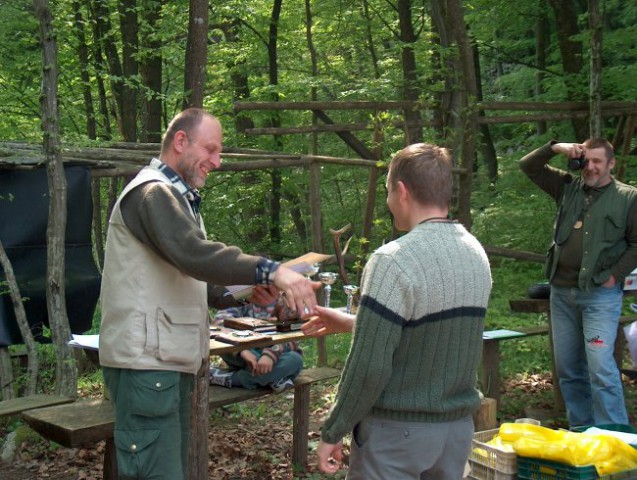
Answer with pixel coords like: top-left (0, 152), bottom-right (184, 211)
top-left (156, 305), bottom-right (202, 367)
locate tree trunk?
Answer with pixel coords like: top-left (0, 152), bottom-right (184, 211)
top-left (88, 0), bottom-right (113, 140)
top-left (93, 0), bottom-right (125, 137)
top-left (361, 0), bottom-right (380, 79)
top-left (0, 239), bottom-right (39, 397)
top-left (72, 1), bottom-right (97, 140)
top-left (548, 0), bottom-right (588, 140)
top-left (183, 0), bottom-right (209, 109)
top-left (268, 0), bottom-right (283, 246)
top-left (139, 0), bottom-right (163, 143)
top-left (535, 1), bottom-right (549, 136)
top-left (33, 0), bottom-right (77, 398)
top-left (397, 0), bottom-right (422, 144)
top-left (430, 0), bottom-right (478, 228)
top-left (118, 0), bottom-right (138, 142)
top-left (473, 40), bottom-right (498, 181)
top-left (220, 18), bottom-right (269, 247)
top-left (588, 0), bottom-right (602, 138)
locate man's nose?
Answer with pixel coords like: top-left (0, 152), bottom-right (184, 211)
top-left (210, 154), bottom-right (222, 169)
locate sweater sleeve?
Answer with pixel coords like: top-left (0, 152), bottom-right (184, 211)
top-left (120, 181), bottom-right (261, 287)
top-left (320, 253), bottom-right (407, 444)
top-left (519, 141), bottom-right (568, 202)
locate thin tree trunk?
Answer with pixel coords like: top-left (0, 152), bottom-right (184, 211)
top-left (140, 0), bottom-right (163, 142)
top-left (72, 1), bottom-right (97, 140)
top-left (473, 41), bottom-right (498, 181)
top-left (183, 0), bottom-right (209, 109)
top-left (268, 0), bottom-right (283, 246)
top-left (93, 0), bottom-right (125, 137)
top-left (88, 0), bottom-right (113, 140)
top-left (0, 239), bottom-right (39, 396)
top-left (535, 1), bottom-right (549, 135)
top-left (397, 0), bottom-right (422, 144)
top-left (33, 0), bottom-right (77, 398)
top-left (588, 0), bottom-right (602, 138)
top-left (430, 0), bottom-right (478, 228)
top-left (361, 0), bottom-right (380, 79)
top-left (118, 0), bottom-right (138, 142)
top-left (548, 0), bottom-right (588, 140)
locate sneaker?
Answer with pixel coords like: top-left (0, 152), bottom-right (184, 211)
top-left (210, 367), bottom-right (234, 388)
top-left (269, 377), bottom-right (294, 393)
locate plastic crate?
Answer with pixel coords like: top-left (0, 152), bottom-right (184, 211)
top-left (517, 456), bottom-right (637, 479)
top-left (467, 428), bottom-right (517, 480)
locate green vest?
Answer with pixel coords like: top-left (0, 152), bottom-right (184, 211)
top-left (546, 178), bottom-right (637, 290)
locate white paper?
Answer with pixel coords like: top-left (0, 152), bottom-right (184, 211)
top-left (68, 334), bottom-right (100, 351)
top-left (583, 427), bottom-right (637, 447)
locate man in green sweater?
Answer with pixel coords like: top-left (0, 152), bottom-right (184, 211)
top-left (303, 143), bottom-right (492, 479)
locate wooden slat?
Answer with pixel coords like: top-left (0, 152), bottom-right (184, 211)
top-left (0, 394), bottom-right (74, 417)
top-left (208, 367), bottom-right (340, 408)
top-left (22, 399), bottom-right (114, 448)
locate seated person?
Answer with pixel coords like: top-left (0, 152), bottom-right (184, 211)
top-left (210, 285), bottom-right (303, 393)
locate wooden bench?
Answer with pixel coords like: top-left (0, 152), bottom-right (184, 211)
top-left (0, 394), bottom-right (75, 418)
top-left (21, 366), bottom-right (340, 479)
top-left (481, 311), bottom-right (637, 405)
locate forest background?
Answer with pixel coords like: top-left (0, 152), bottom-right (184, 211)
top-left (0, 0), bottom-right (636, 478)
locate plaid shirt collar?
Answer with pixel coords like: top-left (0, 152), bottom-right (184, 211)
top-left (149, 158), bottom-right (201, 216)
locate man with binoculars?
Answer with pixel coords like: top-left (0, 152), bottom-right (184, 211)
top-left (520, 139), bottom-right (637, 427)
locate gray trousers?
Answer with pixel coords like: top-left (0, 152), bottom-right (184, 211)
top-left (347, 414), bottom-right (474, 480)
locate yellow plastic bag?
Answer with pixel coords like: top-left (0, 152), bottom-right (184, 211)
top-left (495, 423), bottom-right (637, 475)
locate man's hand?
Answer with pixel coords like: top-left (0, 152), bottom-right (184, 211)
top-left (273, 266), bottom-right (321, 316)
top-left (316, 439), bottom-right (343, 474)
top-left (552, 142), bottom-right (585, 159)
top-left (301, 306), bottom-right (355, 337)
top-left (602, 274), bottom-right (617, 288)
top-left (249, 284), bottom-right (279, 307)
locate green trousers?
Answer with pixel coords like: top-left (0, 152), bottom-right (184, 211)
top-left (103, 367), bottom-right (195, 480)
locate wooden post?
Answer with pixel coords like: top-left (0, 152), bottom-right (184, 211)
top-left (308, 158), bottom-right (327, 366)
top-left (473, 397), bottom-right (498, 432)
top-left (188, 362), bottom-right (209, 480)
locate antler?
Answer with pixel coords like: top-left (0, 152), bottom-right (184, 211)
top-left (329, 223), bottom-right (352, 285)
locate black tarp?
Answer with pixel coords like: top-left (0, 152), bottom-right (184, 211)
top-left (0, 166), bottom-right (101, 347)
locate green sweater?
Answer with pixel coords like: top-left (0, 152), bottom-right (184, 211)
top-left (321, 222), bottom-right (492, 444)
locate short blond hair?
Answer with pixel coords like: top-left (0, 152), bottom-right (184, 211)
top-left (388, 143), bottom-right (453, 208)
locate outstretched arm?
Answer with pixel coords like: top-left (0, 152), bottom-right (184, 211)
top-left (301, 306), bottom-right (355, 337)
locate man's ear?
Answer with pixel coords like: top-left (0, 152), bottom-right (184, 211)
top-left (609, 157), bottom-right (616, 170)
top-left (173, 130), bottom-right (189, 153)
top-left (397, 180), bottom-right (410, 203)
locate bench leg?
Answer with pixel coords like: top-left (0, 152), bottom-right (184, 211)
top-left (103, 437), bottom-right (118, 480)
top-left (292, 383), bottom-right (310, 470)
top-left (481, 340), bottom-right (501, 404)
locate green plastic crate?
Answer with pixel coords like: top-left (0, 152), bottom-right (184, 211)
top-left (517, 456), bottom-right (637, 480)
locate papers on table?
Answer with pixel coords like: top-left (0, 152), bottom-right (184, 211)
top-left (68, 334), bottom-right (99, 351)
top-left (482, 329), bottom-right (525, 340)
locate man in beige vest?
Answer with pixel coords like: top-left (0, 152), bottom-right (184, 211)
top-left (99, 108), bottom-right (319, 479)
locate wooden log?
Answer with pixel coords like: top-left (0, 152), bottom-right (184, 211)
top-left (234, 100), bottom-right (434, 111)
top-left (483, 245), bottom-right (545, 263)
top-left (473, 397), bottom-right (498, 431)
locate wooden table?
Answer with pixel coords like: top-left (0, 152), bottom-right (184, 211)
top-left (210, 329), bottom-right (307, 355)
top-left (184, 329), bottom-right (318, 479)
